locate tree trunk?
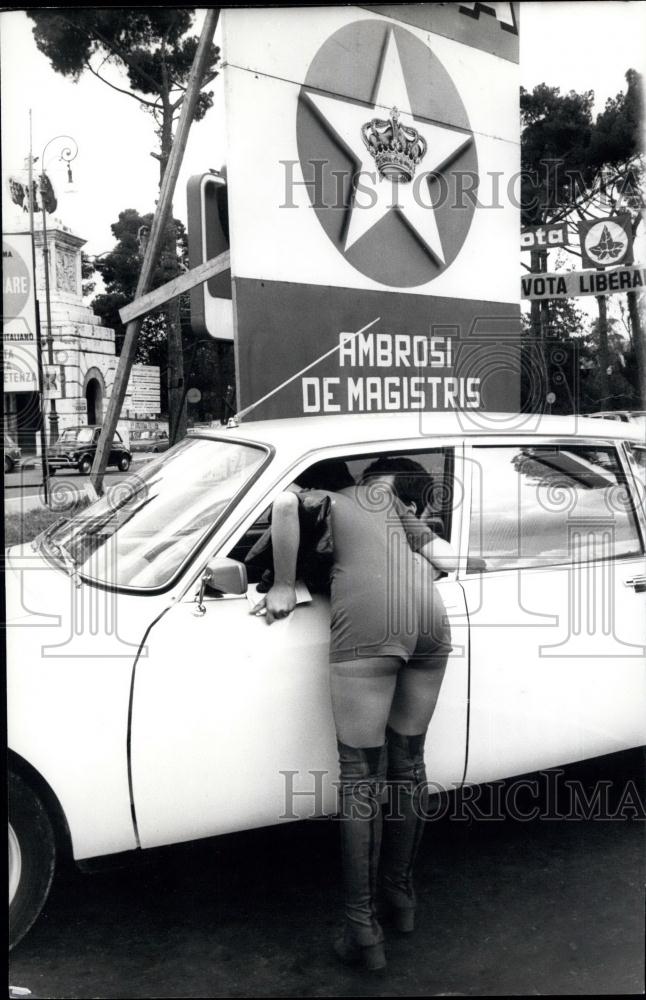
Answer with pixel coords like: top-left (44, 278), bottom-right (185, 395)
top-left (627, 290), bottom-right (646, 408)
top-left (596, 293), bottom-right (611, 406)
top-left (529, 248), bottom-right (548, 403)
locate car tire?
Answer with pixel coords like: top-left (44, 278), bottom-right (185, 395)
top-left (78, 456), bottom-right (93, 476)
top-left (118, 455), bottom-right (131, 472)
top-left (9, 771), bottom-right (56, 950)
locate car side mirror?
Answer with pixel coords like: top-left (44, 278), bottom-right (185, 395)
top-left (194, 557), bottom-right (248, 616)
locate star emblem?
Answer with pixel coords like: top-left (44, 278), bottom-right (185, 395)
top-left (302, 28), bottom-right (473, 264)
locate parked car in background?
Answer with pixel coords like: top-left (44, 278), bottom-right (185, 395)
top-left (47, 425), bottom-right (131, 476)
top-left (4, 432), bottom-right (22, 473)
top-left (7, 412), bottom-right (646, 947)
top-left (130, 429), bottom-right (170, 454)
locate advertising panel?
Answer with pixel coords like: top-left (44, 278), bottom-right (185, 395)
top-left (3, 233), bottom-right (40, 393)
top-left (221, 5), bottom-right (520, 419)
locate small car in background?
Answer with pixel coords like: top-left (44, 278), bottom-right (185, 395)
top-left (130, 429), bottom-right (170, 454)
top-left (47, 425), bottom-right (132, 476)
top-left (4, 432), bottom-right (22, 473)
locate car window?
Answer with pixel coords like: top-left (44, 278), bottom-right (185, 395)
top-left (468, 444), bottom-right (644, 573)
top-left (627, 444), bottom-right (646, 483)
top-left (48, 437), bottom-right (270, 590)
top-left (232, 447), bottom-right (455, 581)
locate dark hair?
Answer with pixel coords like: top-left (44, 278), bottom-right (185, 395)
top-left (294, 458), bottom-right (355, 492)
top-left (362, 456), bottom-right (434, 515)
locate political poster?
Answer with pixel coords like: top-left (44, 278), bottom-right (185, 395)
top-left (221, 4), bottom-right (521, 420)
top-left (3, 233), bottom-right (40, 393)
top-left (521, 264), bottom-right (646, 301)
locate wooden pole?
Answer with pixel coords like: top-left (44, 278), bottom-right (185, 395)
top-left (90, 8), bottom-right (220, 494)
top-left (28, 109), bottom-right (50, 502)
top-left (118, 252), bottom-right (230, 325)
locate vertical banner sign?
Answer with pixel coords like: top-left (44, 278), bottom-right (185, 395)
top-left (3, 233), bottom-right (40, 393)
top-left (221, 4), bottom-right (520, 419)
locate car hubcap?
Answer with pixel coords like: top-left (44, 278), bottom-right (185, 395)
top-left (8, 823), bottom-right (22, 905)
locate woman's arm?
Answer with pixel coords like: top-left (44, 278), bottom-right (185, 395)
top-left (417, 533), bottom-right (459, 573)
top-left (255, 491), bottom-right (300, 624)
top-left (395, 496), bottom-right (459, 573)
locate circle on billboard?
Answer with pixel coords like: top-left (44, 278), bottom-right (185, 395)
top-left (3, 239), bottom-right (31, 316)
top-left (297, 20), bottom-right (478, 288)
top-left (583, 219), bottom-right (629, 266)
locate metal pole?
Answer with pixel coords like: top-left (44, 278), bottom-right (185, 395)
top-left (40, 198), bottom-right (59, 446)
top-left (90, 7), bottom-right (220, 495)
top-left (28, 109), bottom-right (50, 502)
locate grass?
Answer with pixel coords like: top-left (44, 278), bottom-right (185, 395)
top-left (5, 498), bottom-right (90, 548)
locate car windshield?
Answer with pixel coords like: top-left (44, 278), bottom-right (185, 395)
top-left (46, 436), bottom-right (269, 589)
top-left (60, 427), bottom-right (94, 443)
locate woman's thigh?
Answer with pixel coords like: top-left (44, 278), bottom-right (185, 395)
top-left (329, 657), bottom-right (401, 747)
top-left (387, 650), bottom-right (450, 736)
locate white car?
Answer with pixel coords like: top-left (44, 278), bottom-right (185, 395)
top-left (7, 412), bottom-right (646, 946)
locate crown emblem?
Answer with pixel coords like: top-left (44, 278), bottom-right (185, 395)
top-left (361, 106), bottom-right (427, 183)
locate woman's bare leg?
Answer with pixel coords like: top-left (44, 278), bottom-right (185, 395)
top-left (330, 657), bottom-right (400, 747)
top-left (387, 652), bottom-right (449, 735)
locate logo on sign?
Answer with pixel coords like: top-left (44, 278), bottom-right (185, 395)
top-left (297, 21), bottom-right (477, 287)
top-left (579, 214), bottom-right (633, 269)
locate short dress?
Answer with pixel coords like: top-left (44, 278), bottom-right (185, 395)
top-left (296, 486), bottom-right (452, 666)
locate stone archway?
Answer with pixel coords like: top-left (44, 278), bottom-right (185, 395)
top-left (83, 368), bottom-right (105, 425)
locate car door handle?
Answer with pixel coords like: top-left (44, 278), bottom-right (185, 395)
top-left (624, 575), bottom-right (646, 593)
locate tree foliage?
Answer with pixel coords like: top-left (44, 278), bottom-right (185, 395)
top-left (520, 84), bottom-right (596, 226)
top-left (91, 208), bottom-right (187, 362)
top-left (27, 9), bottom-right (219, 148)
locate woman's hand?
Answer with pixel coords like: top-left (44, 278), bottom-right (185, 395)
top-left (253, 583), bottom-right (297, 624)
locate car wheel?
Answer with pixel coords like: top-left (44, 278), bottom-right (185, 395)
top-left (78, 456), bottom-right (93, 476)
top-left (118, 455), bottom-right (131, 472)
top-left (9, 771), bottom-right (56, 950)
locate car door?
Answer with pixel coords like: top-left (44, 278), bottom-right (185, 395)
top-left (460, 436), bottom-right (646, 785)
top-left (129, 442), bottom-right (470, 850)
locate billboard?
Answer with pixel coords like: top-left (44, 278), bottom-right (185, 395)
top-left (221, 5), bottom-right (520, 419)
top-left (3, 233), bottom-right (40, 394)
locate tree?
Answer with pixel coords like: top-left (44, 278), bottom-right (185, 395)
top-left (520, 84), bottom-right (597, 406)
top-left (587, 70), bottom-right (645, 408)
top-left (90, 207), bottom-right (188, 415)
top-left (92, 207), bottom-right (236, 424)
top-left (521, 297), bottom-right (590, 413)
top-left (27, 9), bottom-right (220, 440)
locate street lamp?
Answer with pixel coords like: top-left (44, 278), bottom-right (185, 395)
top-left (35, 135), bottom-right (79, 447)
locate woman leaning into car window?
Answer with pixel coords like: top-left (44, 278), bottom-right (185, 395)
top-left (254, 457), bottom-right (458, 972)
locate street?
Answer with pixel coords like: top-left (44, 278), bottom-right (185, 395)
top-left (4, 458), bottom-right (150, 506)
top-left (9, 749), bottom-right (645, 998)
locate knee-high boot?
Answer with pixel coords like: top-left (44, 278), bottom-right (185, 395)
top-left (381, 725), bottom-right (429, 933)
top-left (334, 740), bottom-right (388, 971)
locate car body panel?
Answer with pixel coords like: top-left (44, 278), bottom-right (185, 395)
top-left (6, 413), bottom-right (646, 862)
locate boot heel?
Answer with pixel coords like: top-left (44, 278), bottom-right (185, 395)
top-left (362, 941), bottom-right (386, 971)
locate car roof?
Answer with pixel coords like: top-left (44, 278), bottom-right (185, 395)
top-left (188, 411), bottom-right (646, 453)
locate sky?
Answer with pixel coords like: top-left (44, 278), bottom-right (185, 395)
top-left (1, 4), bottom-right (645, 262)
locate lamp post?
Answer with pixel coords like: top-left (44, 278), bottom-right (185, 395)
top-left (37, 135), bottom-right (78, 447)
